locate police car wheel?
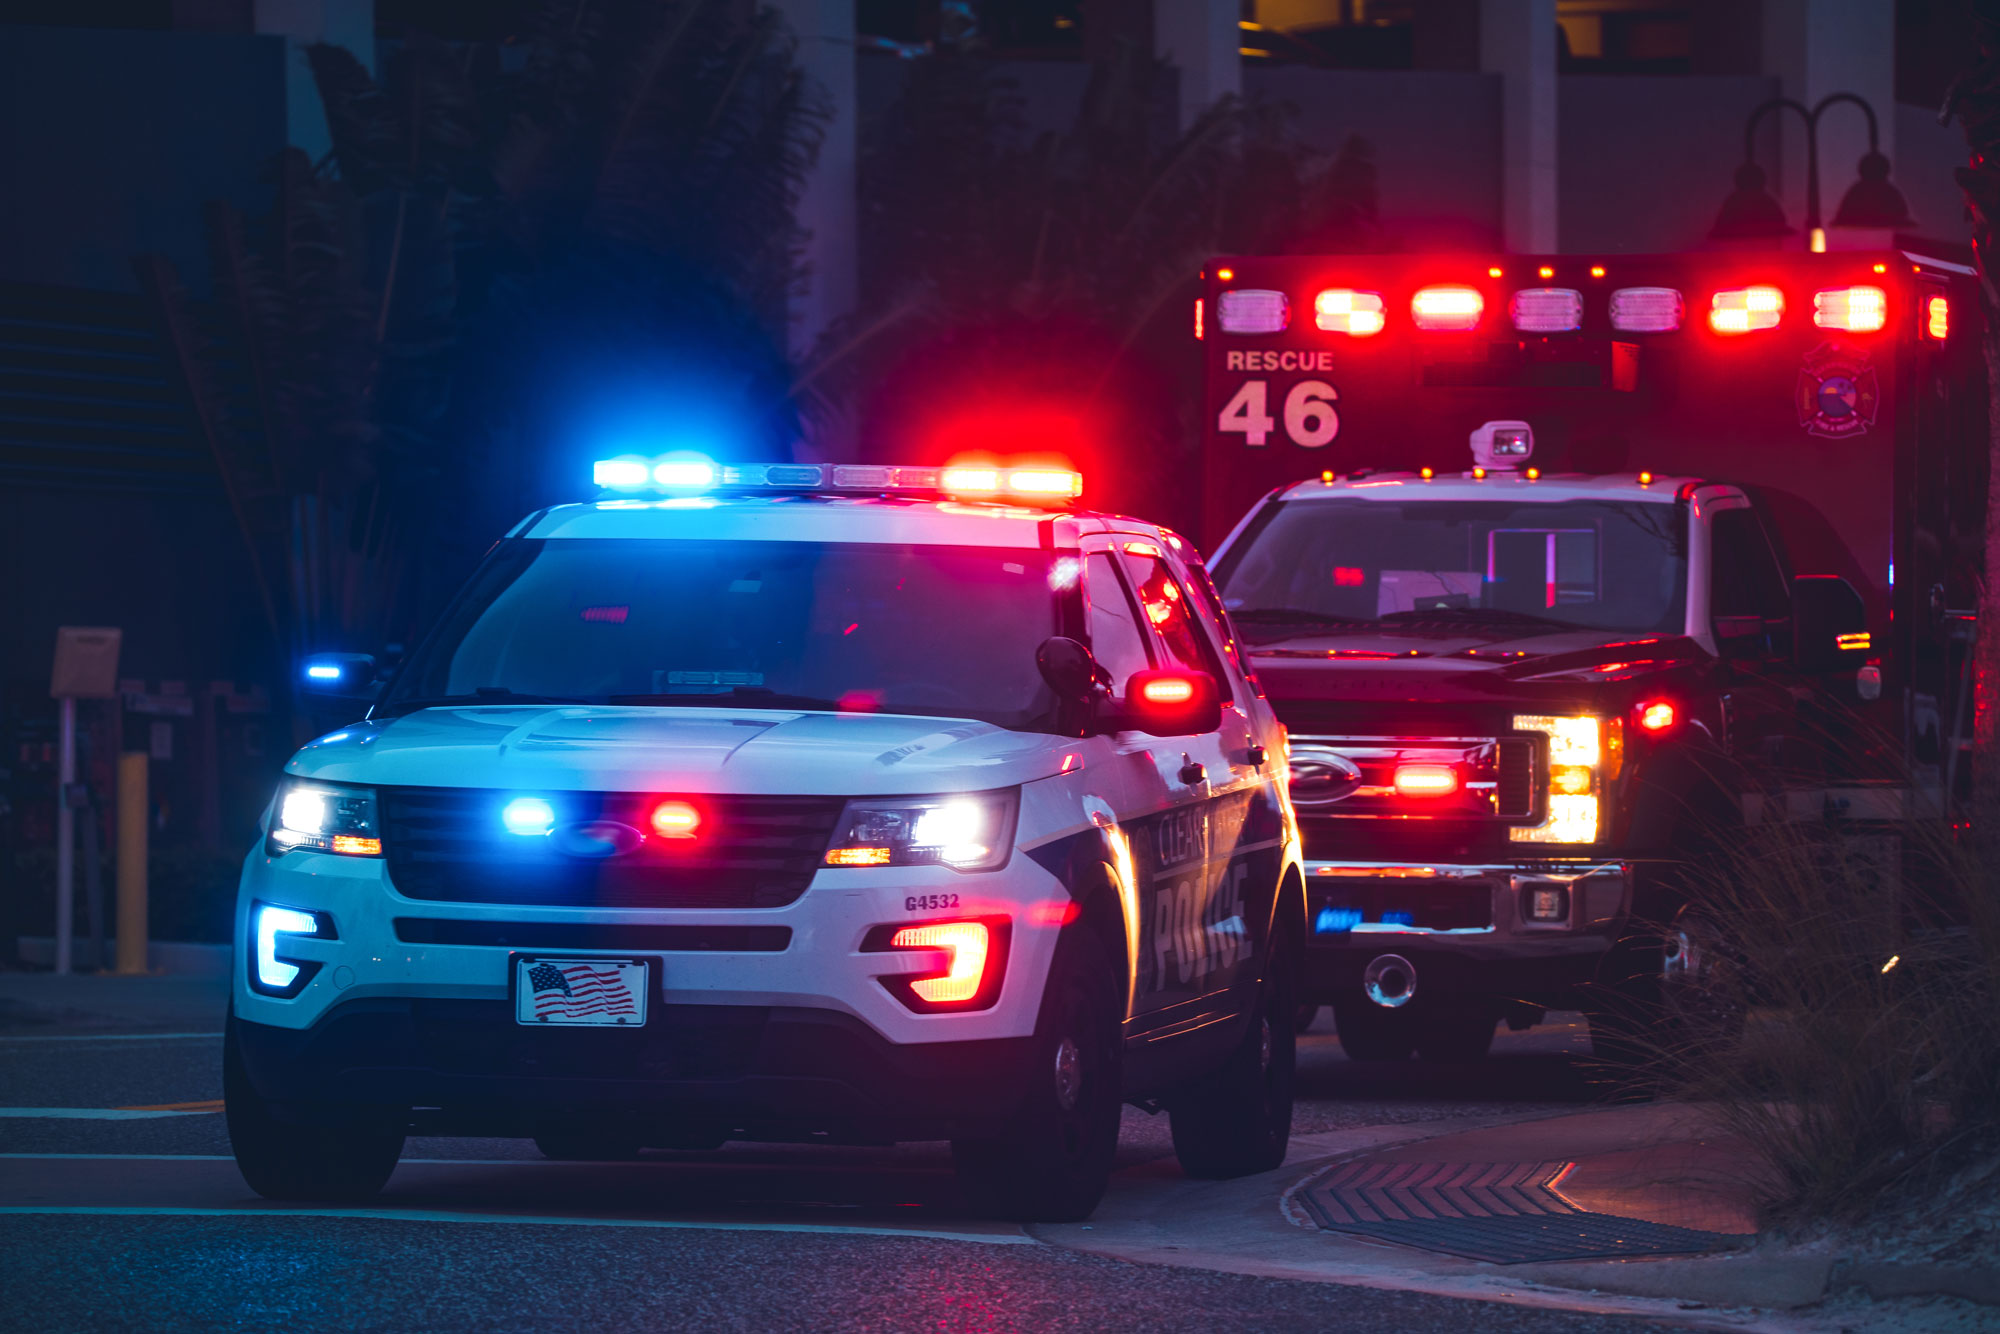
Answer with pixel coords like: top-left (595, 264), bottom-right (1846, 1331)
top-left (1332, 1000), bottom-right (1417, 1062)
top-left (1415, 1006), bottom-right (1497, 1063)
top-left (224, 1012), bottom-right (404, 1202)
top-left (950, 931), bottom-right (1122, 1223)
top-left (1167, 936), bottom-right (1297, 1179)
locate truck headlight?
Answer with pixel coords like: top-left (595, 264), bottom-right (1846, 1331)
top-left (267, 779), bottom-right (382, 856)
top-left (1510, 715), bottom-right (1600, 844)
top-left (824, 789), bottom-right (1019, 871)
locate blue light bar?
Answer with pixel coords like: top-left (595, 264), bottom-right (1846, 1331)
top-left (589, 458), bottom-right (1079, 503)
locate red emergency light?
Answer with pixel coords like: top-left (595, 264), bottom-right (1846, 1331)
top-left (1315, 288), bottom-right (1385, 335)
top-left (1411, 285), bottom-right (1484, 332)
top-left (1814, 286), bottom-right (1886, 333)
top-left (1393, 763), bottom-right (1459, 797)
top-left (1925, 294), bottom-right (1950, 340)
top-left (1710, 286), bottom-right (1784, 333)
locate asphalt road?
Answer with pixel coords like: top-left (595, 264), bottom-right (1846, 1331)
top-left (0, 1007), bottom-right (1692, 1333)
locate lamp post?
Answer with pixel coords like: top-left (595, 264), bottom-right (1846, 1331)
top-left (1711, 92), bottom-right (1914, 251)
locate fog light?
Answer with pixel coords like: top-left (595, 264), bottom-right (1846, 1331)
top-left (250, 902), bottom-right (332, 997)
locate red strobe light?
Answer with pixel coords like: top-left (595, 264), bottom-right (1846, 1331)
top-left (650, 800), bottom-right (701, 839)
top-left (1925, 295), bottom-right (1950, 340)
top-left (1710, 286), bottom-right (1784, 333)
top-left (1411, 286), bottom-right (1484, 332)
top-left (1392, 763), bottom-right (1459, 797)
top-left (1314, 288), bottom-right (1386, 335)
top-left (1637, 701), bottom-right (1677, 732)
top-left (1813, 286), bottom-right (1886, 333)
top-left (1139, 675), bottom-right (1197, 706)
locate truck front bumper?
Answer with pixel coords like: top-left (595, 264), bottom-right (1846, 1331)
top-left (1299, 860), bottom-right (1632, 1007)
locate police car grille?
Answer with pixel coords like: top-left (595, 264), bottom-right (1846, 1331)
top-left (380, 788), bottom-right (846, 909)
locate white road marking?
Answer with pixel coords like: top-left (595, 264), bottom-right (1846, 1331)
top-left (0, 1109), bottom-right (211, 1120)
top-left (0, 1033), bottom-right (222, 1043)
top-left (0, 1205), bottom-right (1035, 1245)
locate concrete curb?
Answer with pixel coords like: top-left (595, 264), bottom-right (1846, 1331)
top-left (1826, 1258), bottom-right (2000, 1308)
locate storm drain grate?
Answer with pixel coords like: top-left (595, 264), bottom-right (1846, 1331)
top-left (1298, 1160), bottom-right (1741, 1265)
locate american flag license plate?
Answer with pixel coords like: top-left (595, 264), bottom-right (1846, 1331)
top-left (514, 956), bottom-right (650, 1027)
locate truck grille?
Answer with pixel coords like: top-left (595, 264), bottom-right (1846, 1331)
top-left (1495, 739), bottom-right (1535, 818)
top-left (380, 788), bottom-right (846, 909)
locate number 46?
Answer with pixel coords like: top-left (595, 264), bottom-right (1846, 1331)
top-left (1217, 379), bottom-right (1339, 448)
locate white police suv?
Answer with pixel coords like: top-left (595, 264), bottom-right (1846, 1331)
top-left (228, 458), bottom-right (1304, 1221)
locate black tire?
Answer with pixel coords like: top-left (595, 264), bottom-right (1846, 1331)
top-left (1333, 1000), bottom-right (1417, 1062)
top-left (1168, 933), bottom-right (1297, 1179)
top-left (952, 930), bottom-right (1122, 1223)
top-left (1589, 910), bottom-right (1745, 1071)
top-left (1415, 1005), bottom-right (1497, 1063)
top-left (1294, 1004), bottom-right (1321, 1033)
top-left (532, 1128), bottom-right (647, 1161)
top-left (225, 1012), bottom-right (404, 1202)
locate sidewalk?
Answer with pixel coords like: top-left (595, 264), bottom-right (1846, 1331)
top-left (1041, 1102), bottom-right (2000, 1329)
top-left (0, 968), bottom-right (229, 1036)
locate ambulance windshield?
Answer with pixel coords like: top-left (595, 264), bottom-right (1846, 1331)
top-left (381, 539), bottom-right (1065, 730)
top-left (1215, 497), bottom-right (1686, 636)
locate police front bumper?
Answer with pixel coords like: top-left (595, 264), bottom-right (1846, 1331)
top-left (233, 998), bottom-right (1039, 1143)
top-left (1298, 860), bottom-right (1631, 1006)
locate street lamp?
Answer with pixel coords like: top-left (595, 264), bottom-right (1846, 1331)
top-left (1711, 92), bottom-right (1914, 251)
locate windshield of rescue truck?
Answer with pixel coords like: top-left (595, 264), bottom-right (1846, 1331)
top-left (1215, 498), bottom-right (1686, 637)
top-left (380, 539), bottom-right (1065, 730)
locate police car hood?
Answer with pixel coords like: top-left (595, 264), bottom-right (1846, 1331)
top-left (288, 706), bottom-right (1068, 795)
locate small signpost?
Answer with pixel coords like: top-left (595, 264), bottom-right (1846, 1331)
top-left (50, 628), bottom-right (121, 975)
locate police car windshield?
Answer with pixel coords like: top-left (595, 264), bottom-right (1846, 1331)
top-left (382, 539), bottom-right (1065, 730)
top-left (1215, 498), bottom-right (1686, 636)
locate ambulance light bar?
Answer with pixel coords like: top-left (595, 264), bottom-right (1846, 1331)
top-left (1510, 288), bottom-right (1583, 333)
top-left (1609, 287), bottom-right (1683, 333)
top-left (1814, 286), bottom-right (1886, 333)
top-left (592, 458), bottom-right (1083, 502)
top-left (1709, 285), bottom-right (1784, 333)
top-left (1314, 288), bottom-right (1385, 335)
top-left (1411, 285), bottom-right (1484, 331)
top-left (1218, 289), bottom-right (1289, 334)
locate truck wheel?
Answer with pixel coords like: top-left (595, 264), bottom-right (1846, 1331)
top-left (1588, 911), bottom-right (1744, 1070)
top-left (1332, 1001), bottom-right (1417, 1062)
top-left (1168, 936), bottom-right (1297, 1179)
top-left (225, 1012), bottom-right (404, 1202)
top-left (1415, 1006), bottom-right (1497, 1063)
top-left (952, 931), bottom-right (1122, 1222)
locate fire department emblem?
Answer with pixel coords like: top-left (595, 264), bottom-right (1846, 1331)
top-left (1795, 341), bottom-right (1879, 439)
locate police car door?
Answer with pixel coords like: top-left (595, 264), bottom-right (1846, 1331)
top-left (1109, 540), bottom-right (1267, 1031)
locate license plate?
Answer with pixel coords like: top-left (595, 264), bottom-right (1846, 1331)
top-left (514, 956), bottom-right (650, 1027)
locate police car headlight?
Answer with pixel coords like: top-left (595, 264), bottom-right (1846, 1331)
top-left (824, 790), bottom-right (1018, 872)
top-left (267, 779), bottom-right (382, 857)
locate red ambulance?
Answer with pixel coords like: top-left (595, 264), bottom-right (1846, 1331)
top-left (1196, 251), bottom-right (1981, 1062)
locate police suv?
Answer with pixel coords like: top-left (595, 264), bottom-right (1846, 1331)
top-left (228, 459), bottom-right (1303, 1222)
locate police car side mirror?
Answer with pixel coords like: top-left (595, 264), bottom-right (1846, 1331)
top-left (1792, 576), bottom-right (1869, 673)
top-left (1037, 636), bottom-right (1101, 703)
top-left (301, 652), bottom-right (379, 700)
top-left (1119, 669), bottom-right (1223, 738)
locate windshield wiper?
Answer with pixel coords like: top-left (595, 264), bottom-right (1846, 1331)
top-left (609, 691), bottom-right (844, 710)
top-left (1230, 608), bottom-right (1374, 627)
top-left (1376, 607), bottom-right (1572, 629)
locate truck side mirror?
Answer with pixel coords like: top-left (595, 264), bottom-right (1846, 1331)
top-left (1791, 576), bottom-right (1868, 673)
top-left (1118, 669), bottom-right (1222, 737)
top-left (301, 652), bottom-right (379, 700)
